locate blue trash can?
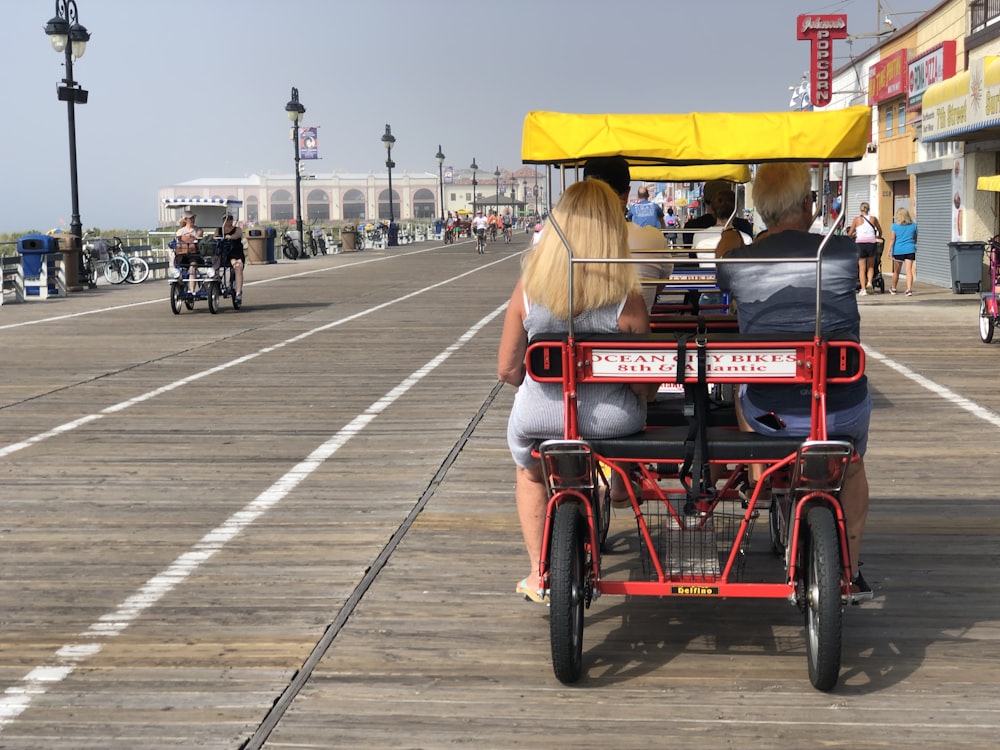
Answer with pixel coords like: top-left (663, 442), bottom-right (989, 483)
top-left (263, 227), bottom-right (277, 264)
top-left (17, 234), bottom-right (59, 296)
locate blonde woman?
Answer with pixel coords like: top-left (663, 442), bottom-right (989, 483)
top-left (497, 179), bottom-right (657, 602)
top-left (886, 207), bottom-right (918, 296)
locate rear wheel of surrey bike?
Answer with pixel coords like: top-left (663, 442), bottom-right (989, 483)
top-left (169, 283), bottom-right (183, 315)
top-left (980, 299), bottom-right (995, 343)
top-left (550, 502), bottom-right (587, 684)
top-left (803, 505), bottom-right (843, 691)
top-left (125, 256), bottom-right (150, 284)
top-left (207, 282), bottom-right (222, 314)
top-left (105, 256), bottom-right (128, 285)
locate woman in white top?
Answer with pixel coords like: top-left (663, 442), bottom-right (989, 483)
top-left (847, 202), bottom-right (883, 295)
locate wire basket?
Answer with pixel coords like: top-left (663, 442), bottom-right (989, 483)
top-left (636, 498), bottom-right (757, 582)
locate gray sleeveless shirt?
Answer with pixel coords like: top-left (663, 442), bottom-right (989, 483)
top-left (506, 296), bottom-right (647, 467)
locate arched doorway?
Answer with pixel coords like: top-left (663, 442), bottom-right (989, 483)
top-left (245, 196), bottom-right (259, 223)
top-left (343, 189), bottom-right (366, 221)
top-left (270, 189), bottom-right (293, 222)
top-left (412, 188), bottom-right (435, 219)
top-left (307, 189), bottom-right (330, 221)
top-left (378, 188), bottom-right (400, 220)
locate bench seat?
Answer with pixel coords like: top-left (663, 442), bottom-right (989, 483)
top-left (588, 426), bottom-right (808, 462)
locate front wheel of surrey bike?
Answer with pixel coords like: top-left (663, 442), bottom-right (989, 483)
top-left (803, 505), bottom-right (843, 692)
top-left (105, 256), bottom-right (129, 285)
top-left (125, 256), bottom-right (150, 284)
top-left (169, 283), bottom-right (183, 315)
top-left (980, 300), bottom-right (995, 343)
top-left (207, 282), bottom-right (222, 314)
top-left (550, 502), bottom-right (587, 685)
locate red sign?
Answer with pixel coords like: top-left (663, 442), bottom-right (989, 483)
top-left (797, 14), bottom-right (848, 108)
top-left (869, 49), bottom-right (909, 104)
top-left (908, 41), bottom-right (956, 107)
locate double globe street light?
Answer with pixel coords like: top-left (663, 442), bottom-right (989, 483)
top-left (45, 0), bottom-right (91, 289)
top-left (435, 145), bottom-right (446, 222)
top-left (470, 158), bottom-right (478, 216)
top-left (285, 87), bottom-right (306, 250)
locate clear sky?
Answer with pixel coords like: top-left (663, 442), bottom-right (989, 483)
top-left (1, 0), bottom-right (940, 234)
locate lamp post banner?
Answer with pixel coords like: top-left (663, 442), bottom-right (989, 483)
top-left (300, 127), bottom-right (318, 159)
top-left (796, 14), bottom-right (847, 109)
top-left (444, 167), bottom-right (453, 184)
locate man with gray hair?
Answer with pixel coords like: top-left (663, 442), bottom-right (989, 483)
top-left (715, 162), bottom-right (872, 596)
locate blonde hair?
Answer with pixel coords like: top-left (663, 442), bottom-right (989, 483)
top-left (859, 202), bottom-right (870, 213)
top-left (894, 207), bottom-right (913, 224)
top-left (752, 163), bottom-right (812, 229)
top-left (523, 179), bottom-right (635, 318)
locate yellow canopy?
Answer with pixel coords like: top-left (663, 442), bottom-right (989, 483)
top-left (629, 163), bottom-right (752, 184)
top-left (978, 175), bottom-right (1000, 192)
top-left (521, 107), bottom-right (873, 166)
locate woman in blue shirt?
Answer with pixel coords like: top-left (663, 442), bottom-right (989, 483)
top-left (887, 208), bottom-right (918, 296)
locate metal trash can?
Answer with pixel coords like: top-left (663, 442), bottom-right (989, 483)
top-left (948, 241), bottom-right (985, 294)
top-left (17, 234), bottom-right (60, 297)
top-left (263, 227), bottom-right (277, 264)
top-left (341, 224), bottom-right (358, 251)
top-left (245, 229), bottom-right (266, 264)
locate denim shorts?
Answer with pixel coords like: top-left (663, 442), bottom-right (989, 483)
top-left (739, 386), bottom-right (872, 456)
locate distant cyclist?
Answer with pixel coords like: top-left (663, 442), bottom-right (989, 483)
top-left (501, 209), bottom-right (514, 243)
top-left (472, 211), bottom-right (489, 254)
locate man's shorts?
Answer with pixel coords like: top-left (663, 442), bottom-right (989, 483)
top-left (739, 385), bottom-right (872, 457)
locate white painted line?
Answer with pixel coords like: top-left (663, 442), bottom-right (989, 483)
top-left (0, 242), bottom-right (448, 332)
top-left (864, 345), bottom-right (1000, 428)
top-left (0, 301), bottom-right (507, 729)
top-left (0, 252), bottom-right (513, 457)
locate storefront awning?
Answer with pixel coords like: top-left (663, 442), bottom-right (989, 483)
top-left (922, 57), bottom-right (1000, 142)
top-left (977, 174), bottom-right (1000, 192)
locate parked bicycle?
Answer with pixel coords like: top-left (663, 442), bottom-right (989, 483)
top-left (281, 231), bottom-right (307, 260)
top-left (105, 237), bottom-right (150, 285)
top-left (80, 231), bottom-right (103, 288)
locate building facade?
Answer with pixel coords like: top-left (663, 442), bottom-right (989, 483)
top-left (157, 166), bottom-right (548, 228)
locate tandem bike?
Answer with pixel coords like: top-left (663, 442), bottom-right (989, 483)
top-left (518, 106), bottom-right (875, 691)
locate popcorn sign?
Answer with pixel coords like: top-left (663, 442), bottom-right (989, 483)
top-left (797, 14), bottom-right (848, 108)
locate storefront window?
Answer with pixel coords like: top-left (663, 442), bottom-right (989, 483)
top-left (898, 102), bottom-right (906, 134)
top-left (886, 108), bottom-right (893, 137)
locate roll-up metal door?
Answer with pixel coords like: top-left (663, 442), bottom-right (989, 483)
top-left (914, 171), bottom-right (952, 288)
top-left (843, 172), bottom-right (870, 227)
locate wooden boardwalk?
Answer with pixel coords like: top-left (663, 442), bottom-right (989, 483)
top-left (1, 235), bottom-right (999, 748)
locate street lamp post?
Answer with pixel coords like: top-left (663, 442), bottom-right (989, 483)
top-left (285, 87), bottom-right (306, 256)
top-left (382, 124), bottom-right (397, 246)
top-left (494, 167), bottom-right (501, 217)
top-left (470, 158), bottom-right (478, 216)
top-left (435, 145), bottom-right (445, 221)
top-left (534, 171), bottom-right (539, 217)
top-left (45, 0), bottom-right (90, 290)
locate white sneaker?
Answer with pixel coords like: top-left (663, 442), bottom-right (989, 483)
top-left (858, 289), bottom-right (868, 296)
